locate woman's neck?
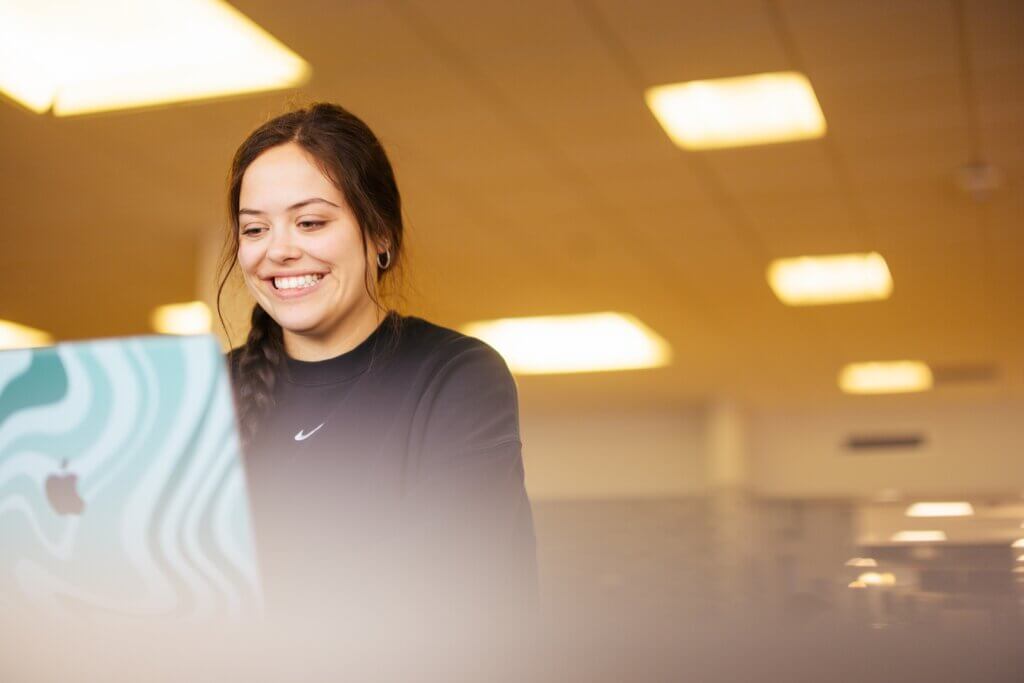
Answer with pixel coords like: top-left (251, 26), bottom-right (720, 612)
top-left (282, 303), bottom-right (386, 362)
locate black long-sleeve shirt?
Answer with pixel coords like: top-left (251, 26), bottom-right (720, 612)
top-left (227, 313), bottom-right (538, 634)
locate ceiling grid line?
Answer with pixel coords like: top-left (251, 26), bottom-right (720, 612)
top-left (573, 0), bottom-right (772, 268)
top-left (765, 0), bottom-right (875, 252)
top-left (392, 140), bottom-right (556, 297)
top-left (952, 0), bottom-right (985, 162)
top-left (761, 0), bottom-right (927, 380)
top-left (953, 0), bottom-right (999, 375)
top-left (391, 0), bottom-right (744, 353)
top-left (572, 0), bottom-right (833, 398)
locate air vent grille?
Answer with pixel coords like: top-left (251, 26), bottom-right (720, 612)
top-left (844, 434), bottom-right (926, 451)
top-left (931, 363), bottom-right (999, 386)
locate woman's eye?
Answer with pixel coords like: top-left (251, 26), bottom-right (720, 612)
top-left (299, 220), bottom-right (326, 230)
top-left (241, 226), bottom-right (265, 237)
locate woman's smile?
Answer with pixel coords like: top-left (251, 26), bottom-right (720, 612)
top-left (264, 272), bottom-right (328, 300)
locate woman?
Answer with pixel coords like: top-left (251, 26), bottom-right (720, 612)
top-left (216, 103), bottom-right (538, 635)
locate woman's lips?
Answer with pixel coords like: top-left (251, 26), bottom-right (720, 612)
top-left (267, 276), bottom-right (325, 300)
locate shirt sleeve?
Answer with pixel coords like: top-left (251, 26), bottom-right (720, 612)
top-left (391, 338), bottom-right (539, 628)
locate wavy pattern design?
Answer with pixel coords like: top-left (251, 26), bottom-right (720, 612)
top-left (0, 335), bottom-right (261, 622)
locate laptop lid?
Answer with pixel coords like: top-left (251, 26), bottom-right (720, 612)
top-left (0, 334), bottom-right (261, 623)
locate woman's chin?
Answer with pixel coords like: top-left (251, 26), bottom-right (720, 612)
top-left (275, 316), bottom-right (326, 338)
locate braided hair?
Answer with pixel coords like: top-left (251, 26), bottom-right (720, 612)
top-left (216, 103), bottom-right (405, 448)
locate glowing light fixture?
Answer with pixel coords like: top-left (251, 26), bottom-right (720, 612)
top-left (0, 320), bottom-right (53, 349)
top-left (839, 361), bottom-right (933, 395)
top-left (0, 0), bottom-right (310, 116)
top-left (905, 502), bottom-right (974, 518)
top-left (644, 71), bottom-right (826, 150)
top-left (891, 530), bottom-right (947, 543)
top-left (857, 572), bottom-right (895, 587)
top-left (767, 252), bottom-right (893, 306)
top-left (845, 557), bottom-right (878, 568)
top-left (1012, 539), bottom-right (1024, 549)
top-left (847, 580), bottom-right (867, 589)
top-left (151, 302), bottom-right (212, 335)
top-left (461, 312), bottom-right (671, 375)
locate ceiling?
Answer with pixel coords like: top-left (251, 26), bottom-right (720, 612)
top-left (1, 0), bottom-right (1021, 409)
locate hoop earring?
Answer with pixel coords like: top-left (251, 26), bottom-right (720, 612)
top-left (377, 249), bottom-right (392, 271)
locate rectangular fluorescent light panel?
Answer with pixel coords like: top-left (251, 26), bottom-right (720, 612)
top-left (845, 557), bottom-right (878, 568)
top-left (767, 252), bottom-right (893, 305)
top-left (0, 320), bottom-right (54, 349)
top-left (151, 302), bottom-right (212, 335)
top-left (891, 530), bottom-right (947, 543)
top-left (856, 572), bottom-right (895, 587)
top-left (461, 312), bottom-right (671, 375)
top-left (840, 361), bottom-right (933, 395)
top-left (905, 502), bottom-right (974, 517)
top-left (644, 71), bottom-right (826, 150)
top-left (0, 0), bottom-right (310, 116)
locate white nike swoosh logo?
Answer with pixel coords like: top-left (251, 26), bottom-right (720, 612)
top-left (294, 423), bottom-right (325, 441)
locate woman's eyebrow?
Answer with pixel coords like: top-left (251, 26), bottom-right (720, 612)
top-left (238, 197), bottom-right (340, 216)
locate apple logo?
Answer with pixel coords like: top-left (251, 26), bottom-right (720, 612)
top-left (45, 459), bottom-right (85, 516)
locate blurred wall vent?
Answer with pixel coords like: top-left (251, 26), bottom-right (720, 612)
top-left (844, 434), bottom-right (926, 451)
top-left (930, 363), bottom-right (1000, 386)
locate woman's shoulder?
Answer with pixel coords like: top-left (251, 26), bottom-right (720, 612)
top-left (397, 316), bottom-right (521, 451)
top-left (395, 315), bottom-right (511, 376)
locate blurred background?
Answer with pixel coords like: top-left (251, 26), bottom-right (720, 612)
top-left (1, 0), bottom-right (1022, 670)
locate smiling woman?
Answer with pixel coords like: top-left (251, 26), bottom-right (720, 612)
top-left (214, 103), bottom-right (538, 638)
top-left (235, 143), bottom-right (384, 361)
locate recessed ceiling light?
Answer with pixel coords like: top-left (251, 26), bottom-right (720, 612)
top-left (767, 252), bottom-right (893, 306)
top-left (905, 502), bottom-right (975, 518)
top-left (461, 312), bottom-right (671, 375)
top-left (0, 0), bottom-right (310, 116)
top-left (891, 530), bottom-right (947, 543)
top-left (151, 302), bottom-right (212, 335)
top-left (644, 71), bottom-right (826, 150)
top-left (0, 320), bottom-right (53, 349)
top-left (857, 572), bottom-right (895, 587)
top-left (845, 557), bottom-right (878, 568)
top-left (839, 361), bottom-right (933, 395)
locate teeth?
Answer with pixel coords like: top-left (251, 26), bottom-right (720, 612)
top-left (274, 274), bottom-right (322, 290)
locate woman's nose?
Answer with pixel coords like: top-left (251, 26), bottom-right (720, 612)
top-left (266, 226), bottom-right (301, 262)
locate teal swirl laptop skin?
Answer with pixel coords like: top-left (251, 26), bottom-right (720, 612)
top-left (0, 334), bottom-right (261, 622)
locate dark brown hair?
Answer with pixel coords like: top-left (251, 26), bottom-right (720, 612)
top-left (216, 102), bottom-right (405, 447)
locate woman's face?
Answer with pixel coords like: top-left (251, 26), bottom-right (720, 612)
top-left (237, 142), bottom-right (379, 354)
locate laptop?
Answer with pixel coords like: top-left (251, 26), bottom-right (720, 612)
top-left (0, 334), bottom-right (262, 623)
